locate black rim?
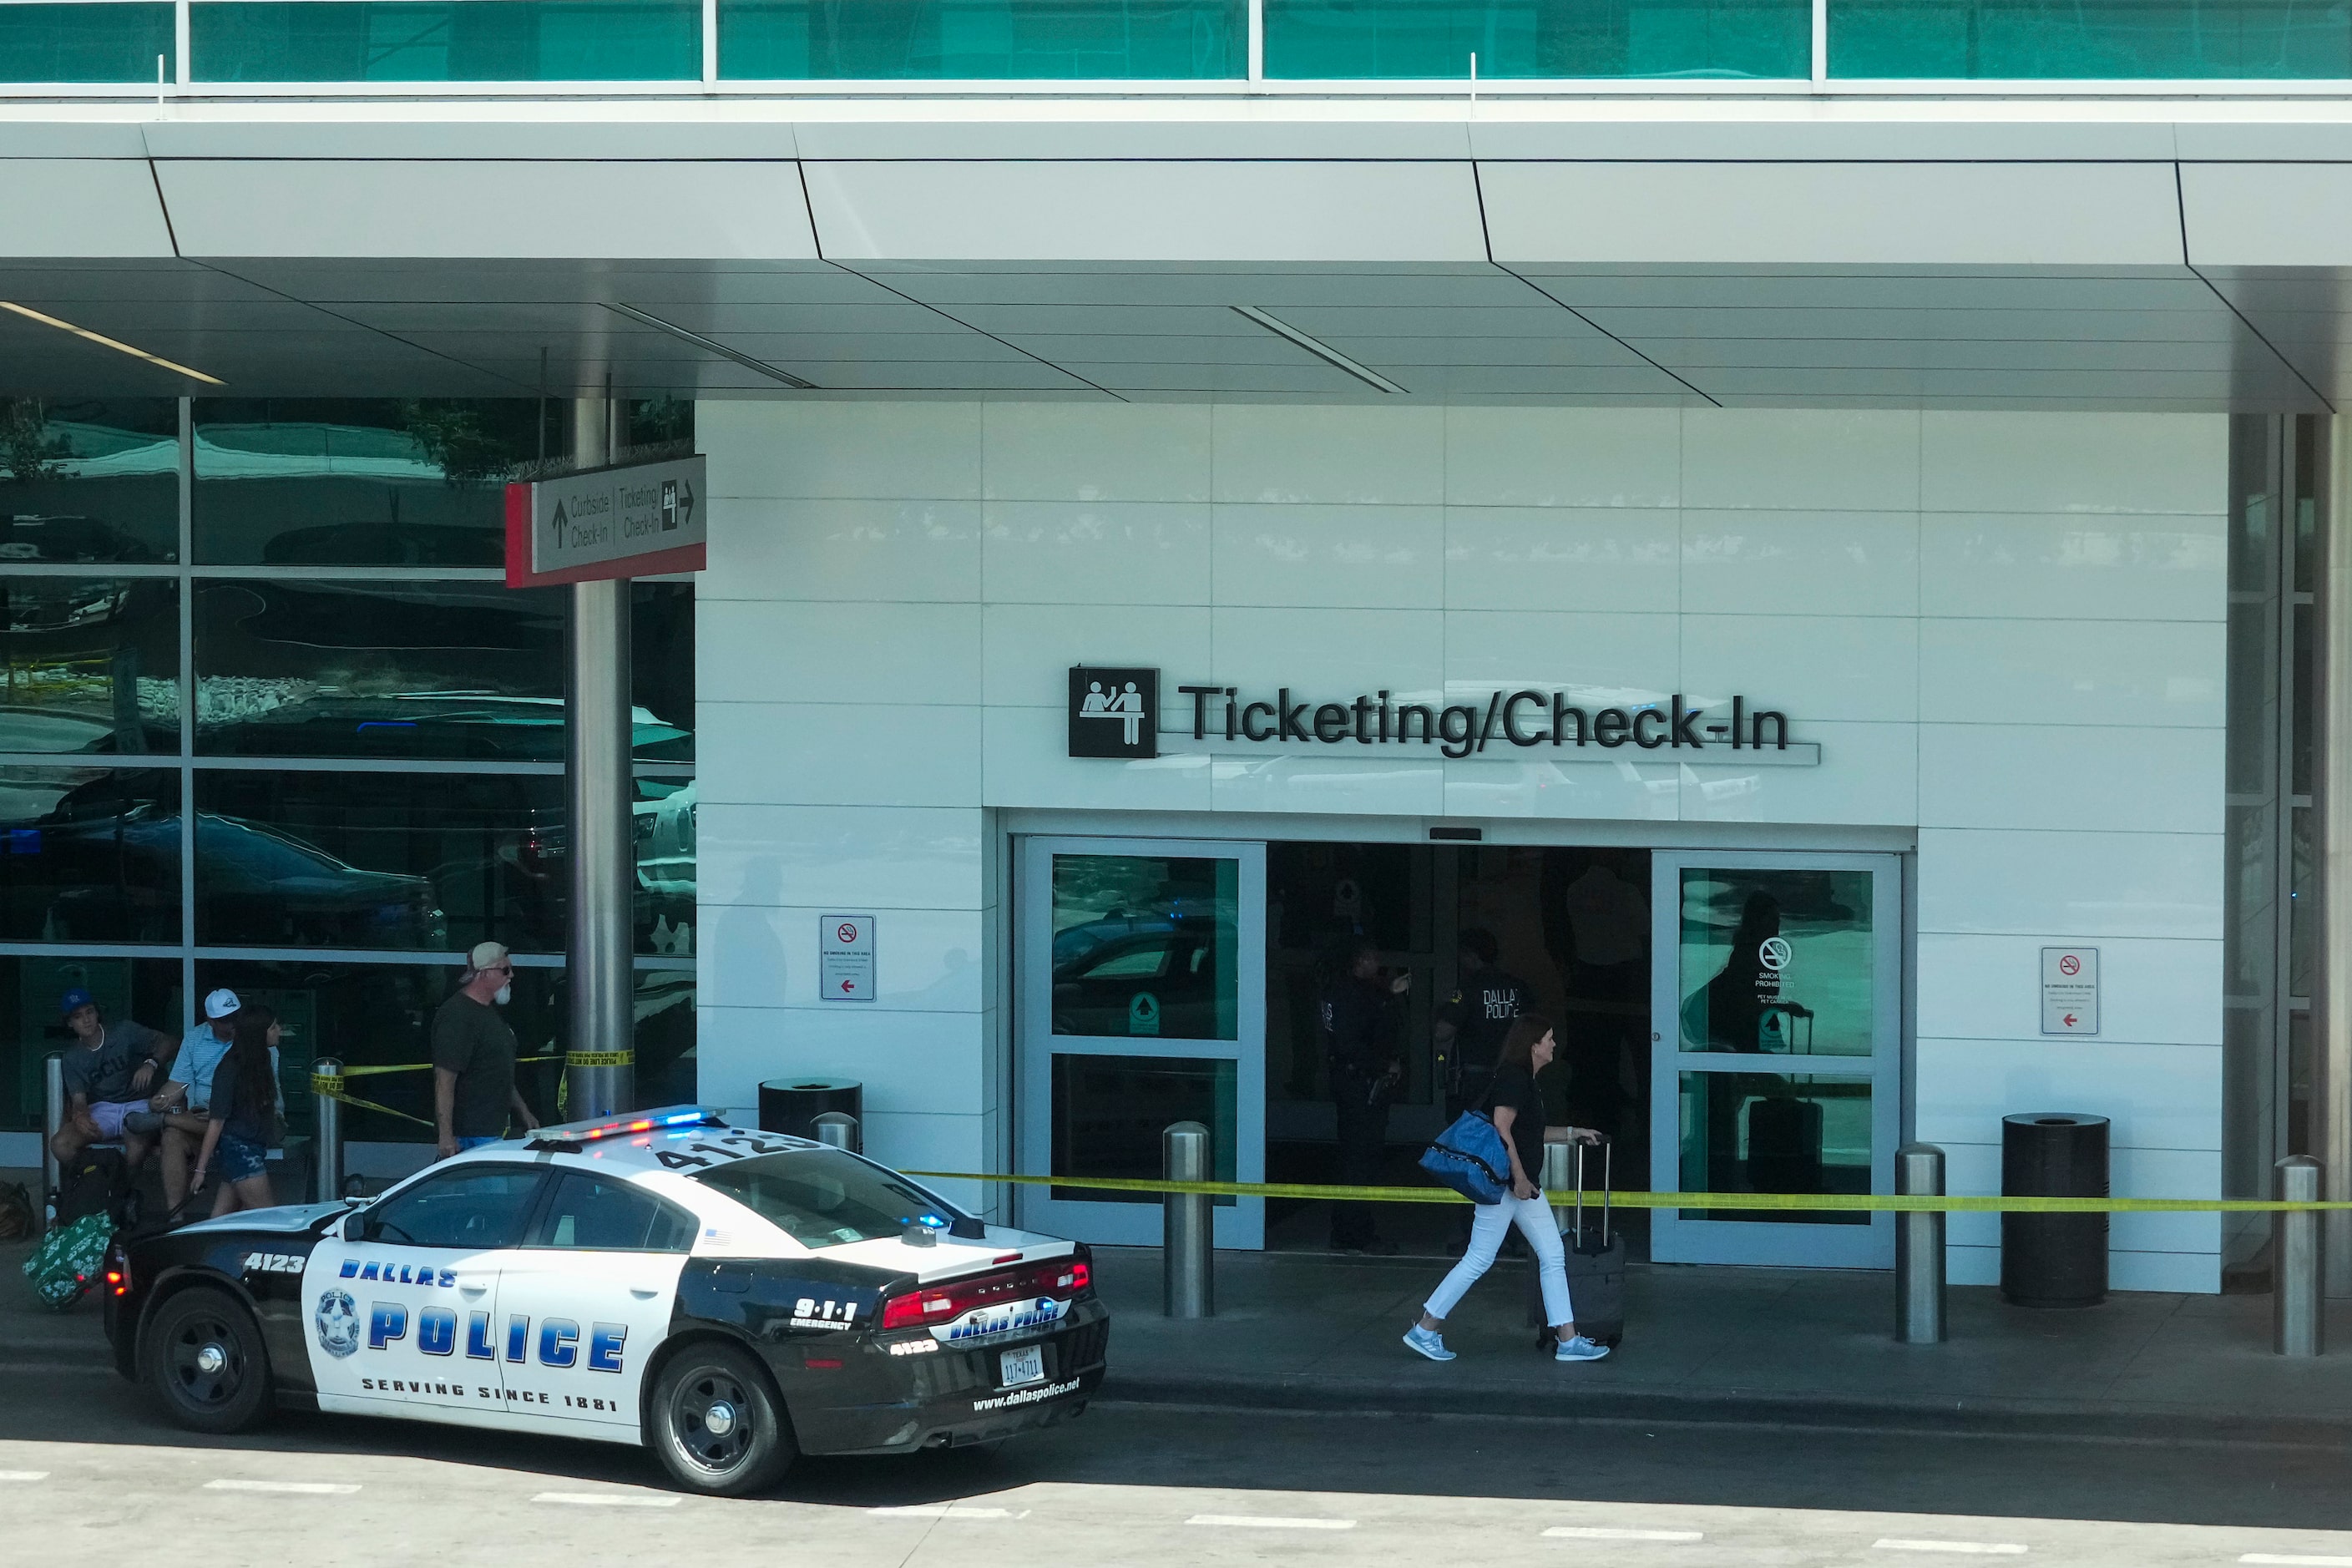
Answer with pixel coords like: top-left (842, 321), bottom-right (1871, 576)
top-left (164, 1310), bottom-right (245, 1410)
top-left (670, 1366), bottom-right (754, 1474)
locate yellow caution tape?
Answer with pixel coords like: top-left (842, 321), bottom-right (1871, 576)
top-left (564, 1051), bottom-right (634, 1068)
top-left (903, 1171), bottom-right (2352, 1215)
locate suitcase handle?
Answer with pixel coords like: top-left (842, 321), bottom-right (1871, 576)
top-left (1573, 1135), bottom-right (1611, 1247)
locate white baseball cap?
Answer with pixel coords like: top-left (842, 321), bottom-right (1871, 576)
top-left (204, 988), bottom-right (241, 1019)
top-left (468, 940), bottom-right (510, 971)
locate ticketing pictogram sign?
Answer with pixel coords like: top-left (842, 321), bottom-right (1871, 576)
top-left (2041, 947), bottom-right (2098, 1035)
top-left (821, 915), bottom-right (876, 1003)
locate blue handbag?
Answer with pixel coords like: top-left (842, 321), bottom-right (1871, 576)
top-left (1419, 1110), bottom-right (1513, 1205)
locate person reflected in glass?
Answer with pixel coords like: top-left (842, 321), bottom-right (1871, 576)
top-left (1404, 1016), bottom-right (1610, 1365)
top-left (1321, 939), bottom-right (1407, 1254)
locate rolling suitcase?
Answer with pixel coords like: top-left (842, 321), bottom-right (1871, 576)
top-left (1532, 1138), bottom-right (1626, 1349)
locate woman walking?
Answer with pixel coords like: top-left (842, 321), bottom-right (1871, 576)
top-left (1404, 1014), bottom-right (1611, 1363)
top-left (190, 1004), bottom-right (281, 1217)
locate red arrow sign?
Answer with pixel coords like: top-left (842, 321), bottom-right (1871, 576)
top-left (840, 978), bottom-right (855, 994)
top-left (2063, 1014), bottom-right (2077, 1028)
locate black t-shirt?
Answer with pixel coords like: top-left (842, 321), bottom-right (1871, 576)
top-left (1485, 1063), bottom-right (1546, 1176)
top-left (431, 992), bottom-right (518, 1139)
top-left (206, 1055), bottom-right (279, 1148)
top-left (1440, 968), bottom-right (1531, 1077)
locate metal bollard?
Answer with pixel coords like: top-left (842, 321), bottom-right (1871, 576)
top-left (1528, 1141), bottom-right (1574, 1327)
top-left (313, 1059), bottom-right (344, 1205)
top-left (41, 1052), bottom-right (63, 1228)
top-left (1895, 1142), bottom-right (1947, 1345)
top-left (1163, 1120), bottom-right (1213, 1319)
top-left (2275, 1156), bottom-right (2325, 1358)
top-left (811, 1111), bottom-right (860, 1153)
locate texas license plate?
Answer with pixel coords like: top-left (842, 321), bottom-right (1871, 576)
top-left (999, 1346), bottom-right (1044, 1388)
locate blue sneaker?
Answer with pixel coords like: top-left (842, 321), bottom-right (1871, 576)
top-left (1555, 1334), bottom-right (1611, 1363)
top-left (1403, 1325), bottom-right (1455, 1363)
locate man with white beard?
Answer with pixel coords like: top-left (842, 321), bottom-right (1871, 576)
top-left (431, 939), bottom-right (540, 1157)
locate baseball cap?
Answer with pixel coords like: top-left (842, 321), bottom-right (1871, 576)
top-left (468, 940), bottom-right (510, 970)
top-left (204, 988), bottom-right (241, 1020)
top-left (58, 988), bottom-right (93, 1016)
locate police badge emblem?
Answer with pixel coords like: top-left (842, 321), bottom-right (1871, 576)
top-left (314, 1288), bottom-right (361, 1359)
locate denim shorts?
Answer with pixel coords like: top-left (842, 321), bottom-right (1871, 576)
top-left (213, 1131), bottom-right (268, 1183)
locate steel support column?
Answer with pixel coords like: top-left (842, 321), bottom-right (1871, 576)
top-left (2326, 417), bottom-right (2352, 1292)
top-left (566, 395), bottom-right (635, 1121)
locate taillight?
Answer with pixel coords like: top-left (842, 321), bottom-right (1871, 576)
top-left (881, 1252), bottom-right (1093, 1332)
top-left (105, 1247), bottom-right (129, 1298)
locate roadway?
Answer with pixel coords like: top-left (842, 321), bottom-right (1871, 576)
top-left (4, 1357), bottom-right (2351, 1566)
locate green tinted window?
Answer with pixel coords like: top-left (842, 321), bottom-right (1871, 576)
top-left (191, 1), bottom-right (701, 81)
top-left (0, 3), bottom-right (174, 82)
top-left (1831, 1), bottom-right (2352, 78)
top-left (1265, 0), bottom-right (1809, 78)
top-left (720, 0), bottom-right (1243, 78)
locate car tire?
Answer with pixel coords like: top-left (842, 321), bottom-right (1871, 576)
top-left (145, 1287), bottom-right (272, 1434)
top-left (648, 1343), bottom-right (795, 1497)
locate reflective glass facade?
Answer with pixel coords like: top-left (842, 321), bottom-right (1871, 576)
top-left (13, 0), bottom-right (2352, 81)
top-left (0, 399), bottom-right (696, 1143)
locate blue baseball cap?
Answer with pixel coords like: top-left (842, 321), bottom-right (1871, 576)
top-left (59, 988), bottom-right (94, 1016)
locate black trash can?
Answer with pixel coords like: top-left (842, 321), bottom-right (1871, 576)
top-left (758, 1077), bottom-right (862, 1142)
top-left (2000, 1112), bottom-right (2109, 1308)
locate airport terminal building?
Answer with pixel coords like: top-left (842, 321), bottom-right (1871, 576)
top-left (5, 0), bottom-right (2352, 1292)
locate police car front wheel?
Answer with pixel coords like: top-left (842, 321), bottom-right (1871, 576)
top-left (649, 1343), bottom-right (793, 1495)
top-left (145, 1287), bottom-right (271, 1434)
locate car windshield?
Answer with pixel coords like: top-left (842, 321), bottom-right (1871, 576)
top-left (690, 1150), bottom-right (959, 1249)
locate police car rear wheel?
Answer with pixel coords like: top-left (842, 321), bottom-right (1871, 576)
top-left (146, 1287), bottom-right (271, 1434)
top-left (650, 1345), bottom-right (792, 1496)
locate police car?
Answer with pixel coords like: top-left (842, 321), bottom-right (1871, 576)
top-left (100, 1109), bottom-right (1108, 1495)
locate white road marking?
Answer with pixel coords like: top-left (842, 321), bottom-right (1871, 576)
top-left (1874, 1542), bottom-right (2028, 1555)
top-left (0, 1472), bottom-right (48, 1482)
top-left (1543, 1526), bottom-right (1705, 1542)
top-left (1186, 1515), bottom-right (1358, 1530)
top-left (869, 1505), bottom-right (1030, 1520)
top-left (530, 1492), bottom-right (680, 1508)
top-left (2242, 1556), bottom-right (2352, 1565)
top-left (203, 1479), bottom-right (359, 1495)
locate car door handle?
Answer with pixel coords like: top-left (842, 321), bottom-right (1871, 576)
top-left (458, 1281), bottom-right (490, 1296)
top-left (629, 1287), bottom-right (660, 1298)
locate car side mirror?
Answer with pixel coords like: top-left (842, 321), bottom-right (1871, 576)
top-left (342, 1211), bottom-right (369, 1242)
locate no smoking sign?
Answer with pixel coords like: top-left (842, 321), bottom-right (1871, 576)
top-left (821, 914), bottom-right (876, 1002)
top-left (2041, 947), bottom-right (2098, 1036)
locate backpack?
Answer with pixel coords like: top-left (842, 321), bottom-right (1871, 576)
top-left (23, 1211), bottom-right (114, 1311)
top-left (54, 1148), bottom-right (131, 1228)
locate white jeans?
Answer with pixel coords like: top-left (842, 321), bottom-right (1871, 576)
top-left (1423, 1193), bottom-right (1574, 1329)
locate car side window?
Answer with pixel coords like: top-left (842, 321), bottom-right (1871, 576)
top-left (527, 1171), bottom-right (695, 1252)
top-left (362, 1166), bottom-right (544, 1250)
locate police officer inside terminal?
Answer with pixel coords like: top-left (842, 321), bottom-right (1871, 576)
top-left (1321, 940), bottom-right (1409, 1253)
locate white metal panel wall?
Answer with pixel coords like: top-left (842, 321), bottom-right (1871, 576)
top-left (696, 399), bottom-right (2229, 1289)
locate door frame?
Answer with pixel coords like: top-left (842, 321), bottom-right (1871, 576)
top-left (1648, 849), bottom-right (1903, 1268)
top-left (1015, 835), bottom-right (1266, 1249)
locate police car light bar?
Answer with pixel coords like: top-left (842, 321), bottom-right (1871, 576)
top-left (533, 1105), bottom-right (724, 1146)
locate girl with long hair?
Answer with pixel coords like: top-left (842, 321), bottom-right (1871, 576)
top-left (1404, 1014), bottom-right (1611, 1363)
top-left (191, 1004), bottom-right (281, 1216)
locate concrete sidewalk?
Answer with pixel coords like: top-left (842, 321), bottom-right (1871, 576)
top-left (1090, 1245), bottom-right (2352, 1445)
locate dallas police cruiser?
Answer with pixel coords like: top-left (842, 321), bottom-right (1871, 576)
top-left (100, 1109), bottom-right (1107, 1495)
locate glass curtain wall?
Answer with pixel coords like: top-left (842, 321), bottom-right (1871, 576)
top-left (2224, 415), bottom-right (2322, 1234)
top-left (0, 394), bottom-right (696, 1144)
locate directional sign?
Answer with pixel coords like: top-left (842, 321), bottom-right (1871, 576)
top-left (504, 453), bottom-right (706, 587)
top-left (820, 914), bottom-right (876, 1003)
top-left (2041, 947), bottom-right (2098, 1036)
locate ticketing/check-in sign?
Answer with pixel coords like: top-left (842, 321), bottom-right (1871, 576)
top-left (2041, 947), bottom-right (2099, 1035)
top-left (821, 915), bottom-right (876, 1002)
top-left (504, 454), bottom-right (707, 587)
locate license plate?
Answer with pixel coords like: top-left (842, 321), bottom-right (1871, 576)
top-left (999, 1346), bottom-right (1044, 1388)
